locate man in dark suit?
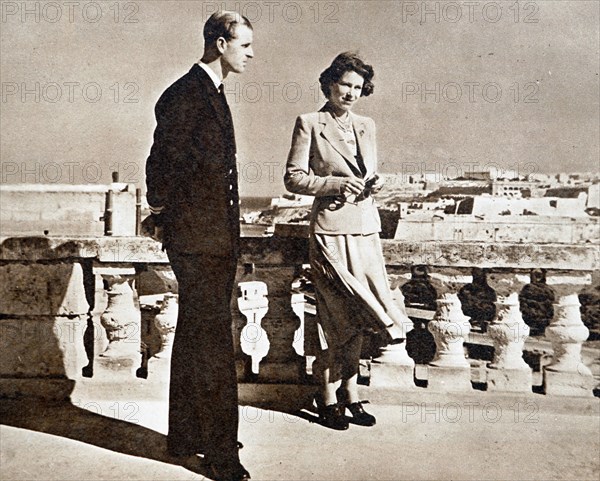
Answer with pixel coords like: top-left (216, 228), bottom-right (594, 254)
top-left (145, 11), bottom-right (253, 481)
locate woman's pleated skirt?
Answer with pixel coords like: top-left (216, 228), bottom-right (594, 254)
top-left (307, 232), bottom-right (411, 352)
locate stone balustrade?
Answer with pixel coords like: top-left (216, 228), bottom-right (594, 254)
top-left (0, 235), bottom-right (598, 401)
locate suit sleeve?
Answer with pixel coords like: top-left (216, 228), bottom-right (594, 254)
top-left (145, 92), bottom-right (191, 209)
top-left (284, 116), bottom-right (343, 197)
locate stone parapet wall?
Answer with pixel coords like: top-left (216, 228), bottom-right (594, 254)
top-left (0, 235), bottom-right (598, 400)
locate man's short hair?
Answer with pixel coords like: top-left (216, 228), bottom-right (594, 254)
top-left (203, 11), bottom-right (253, 46)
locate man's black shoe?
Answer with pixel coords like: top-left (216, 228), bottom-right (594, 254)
top-left (206, 461), bottom-right (251, 481)
top-left (167, 441), bottom-right (244, 458)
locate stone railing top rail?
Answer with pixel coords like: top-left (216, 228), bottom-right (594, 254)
top-left (0, 182), bottom-right (134, 193)
top-left (0, 236), bottom-right (598, 271)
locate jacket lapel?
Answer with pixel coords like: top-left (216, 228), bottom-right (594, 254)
top-left (318, 111), bottom-right (361, 173)
top-left (191, 64), bottom-right (230, 129)
top-left (353, 117), bottom-right (373, 177)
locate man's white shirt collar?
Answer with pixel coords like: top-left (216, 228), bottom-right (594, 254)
top-left (198, 62), bottom-right (222, 90)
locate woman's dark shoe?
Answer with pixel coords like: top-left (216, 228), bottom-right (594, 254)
top-left (319, 403), bottom-right (349, 430)
top-left (346, 401), bottom-right (376, 426)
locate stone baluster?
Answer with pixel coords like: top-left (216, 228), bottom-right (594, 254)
top-left (237, 281), bottom-right (270, 375)
top-left (291, 291), bottom-right (306, 357)
top-left (100, 276), bottom-right (141, 357)
top-left (290, 264), bottom-right (317, 376)
top-left (427, 267), bottom-right (473, 391)
top-left (249, 265), bottom-right (305, 382)
top-left (370, 266), bottom-right (415, 390)
top-left (95, 266), bottom-right (141, 379)
top-left (519, 268), bottom-right (555, 336)
top-left (485, 271), bottom-right (532, 392)
top-left (145, 292), bottom-right (179, 382)
top-left (288, 263), bottom-right (312, 359)
top-left (543, 271), bottom-right (594, 396)
top-left (153, 293), bottom-right (178, 359)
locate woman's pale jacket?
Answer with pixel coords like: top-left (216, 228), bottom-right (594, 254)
top-left (284, 108), bottom-right (382, 235)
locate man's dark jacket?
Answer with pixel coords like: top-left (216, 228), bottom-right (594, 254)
top-left (146, 64), bottom-right (240, 257)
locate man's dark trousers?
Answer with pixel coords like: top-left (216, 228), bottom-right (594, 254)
top-left (166, 251), bottom-right (239, 463)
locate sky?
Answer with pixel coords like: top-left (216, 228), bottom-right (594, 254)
top-left (1, 0), bottom-right (599, 197)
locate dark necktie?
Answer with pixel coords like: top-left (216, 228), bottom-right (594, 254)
top-left (218, 84), bottom-right (233, 122)
top-left (218, 84), bottom-right (236, 156)
top-left (218, 84), bottom-right (229, 107)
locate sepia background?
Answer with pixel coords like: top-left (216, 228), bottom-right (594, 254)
top-left (1, 4), bottom-right (599, 481)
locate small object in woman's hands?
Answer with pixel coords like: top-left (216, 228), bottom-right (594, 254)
top-left (355, 174), bottom-right (380, 201)
top-left (366, 174), bottom-right (384, 195)
top-left (364, 174), bottom-right (379, 190)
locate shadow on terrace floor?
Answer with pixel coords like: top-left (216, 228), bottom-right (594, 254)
top-left (0, 399), bottom-right (210, 477)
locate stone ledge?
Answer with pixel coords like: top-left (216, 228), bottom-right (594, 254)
top-left (381, 240), bottom-right (599, 270)
top-left (56, 381), bottom-right (600, 417)
top-left (1, 236), bottom-right (598, 270)
top-left (0, 236), bottom-right (167, 263)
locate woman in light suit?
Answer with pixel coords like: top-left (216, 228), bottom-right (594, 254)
top-left (285, 52), bottom-right (411, 430)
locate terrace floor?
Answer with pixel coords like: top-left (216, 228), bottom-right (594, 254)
top-left (1, 382), bottom-right (599, 481)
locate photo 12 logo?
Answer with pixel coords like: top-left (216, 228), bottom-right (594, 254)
top-left (400, 401), bottom-right (540, 423)
top-left (71, 400), bottom-right (140, 422)
top-left (400, 1), bottom-right (540, 24)
top-left (201, 1), bottom-right (339, 24)
top-left (1, 1), bottom-right (140, 24)
top-left (224, 80), bottom-right (330, 105)
top-left (1, 161), bottom-right (140, 184)
top-left (240, 406), bottom-right (300, 424)
top-left (401, 82), bottom-right (540, 104)
top-left (2, 82), bottom-right (139, 104)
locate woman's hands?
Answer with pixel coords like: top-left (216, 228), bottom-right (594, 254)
top-left (340, 177), bottom-right (365, 197)
top-left (339, 174), bottom-right (384, 202)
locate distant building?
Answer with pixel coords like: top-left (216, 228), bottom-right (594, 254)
top-left (0, 183), bottom-right (138, 237)
top-left (460, 194), bottom-right (589, 218)
top-left (587, 183), bottom-right (600, 209)
top-left (427, 185), bottom-right (492, 198)
top-left (394, 213), bottom-right (599, 244)
top-left (394, 192), bottom-right (597, 243)
top-left (545, 186), bottom-right (588, 198)
top-left (464, 171), bottom-right (493, 181)
top-left (492, 181), bottom-right (536, 198)
top-left (270, 193), bottom-right (313, 209)
top-left (528, 173), bottom-right (553, 183)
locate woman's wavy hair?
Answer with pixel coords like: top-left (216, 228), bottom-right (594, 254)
top-left (319, 52), bottom-right (375, 98)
